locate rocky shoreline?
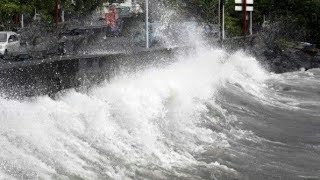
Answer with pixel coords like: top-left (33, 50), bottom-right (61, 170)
top-left (254, 44), bottom-right (320, 73)
top-left (244, 34), bottom-right (320, 73)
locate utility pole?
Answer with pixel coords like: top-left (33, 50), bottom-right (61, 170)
top-left (145, 0), bottom-right (149, 49)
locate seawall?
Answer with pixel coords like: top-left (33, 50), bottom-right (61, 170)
top-left (0, 47), bottom-right (189, 97)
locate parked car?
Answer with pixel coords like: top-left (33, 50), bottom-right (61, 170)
top-left (0, 30), bottom-right (54, 61)
top-left (0, 31), bottom-right (21, 57)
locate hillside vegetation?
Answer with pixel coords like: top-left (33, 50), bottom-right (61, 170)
top-left (1, 0), bottom-right (319, 43)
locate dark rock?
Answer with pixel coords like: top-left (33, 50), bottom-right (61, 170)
top-left (248, 34), bottom-right (319, 73)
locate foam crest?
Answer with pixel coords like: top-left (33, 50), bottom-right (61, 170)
top-left (0, 48), bottom-right (268, 179)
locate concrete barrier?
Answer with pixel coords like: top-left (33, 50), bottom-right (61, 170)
top-left (0, 46), bottom-right (191, 97)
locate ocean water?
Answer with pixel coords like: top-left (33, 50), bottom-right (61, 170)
top-left (0, 48), bottom-right (319, 180)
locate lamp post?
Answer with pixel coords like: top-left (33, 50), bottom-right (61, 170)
top-left (145, 0), bottom-right (149, 49)
top-left (219, 0), bottom-right (225, 46)
top-left (20, 0), bottom-right (24, 28)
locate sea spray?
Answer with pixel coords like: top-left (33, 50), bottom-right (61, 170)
top-left (0, 48), bottom-right (269, 179)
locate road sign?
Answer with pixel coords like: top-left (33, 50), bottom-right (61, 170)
top-left (235, 0), bottom-right (253, 4)
top-left (235, 0), bottom-right (254, 12)
top-left (235, 6), bottom-right (254, 11)
top-left (235, 0), bottom-right (254, 37)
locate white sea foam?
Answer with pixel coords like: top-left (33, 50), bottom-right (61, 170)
top-left (0, 47), bottom-right (269, 179)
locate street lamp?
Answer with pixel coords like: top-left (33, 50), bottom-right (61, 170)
top-left (219, 0), bottom-right (225, 44)
top-left (218, 0), bottom-right (225, 47)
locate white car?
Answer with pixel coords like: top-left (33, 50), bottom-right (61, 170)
top-left (0, 31), bottom-right (20, 56)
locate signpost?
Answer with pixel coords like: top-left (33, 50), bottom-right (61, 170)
top-left (235, 0), bottom-right (253, 36)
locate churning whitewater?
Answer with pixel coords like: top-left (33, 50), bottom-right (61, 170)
top-left (1, 49), bottom-right (320, 180)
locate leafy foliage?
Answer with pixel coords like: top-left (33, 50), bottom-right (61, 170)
top-left (0, 0), bottom-right (320, 43)
top-left (0, 0), bottom-right (104, 27)
top-left (183, 0), bottom-right (320, 42)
